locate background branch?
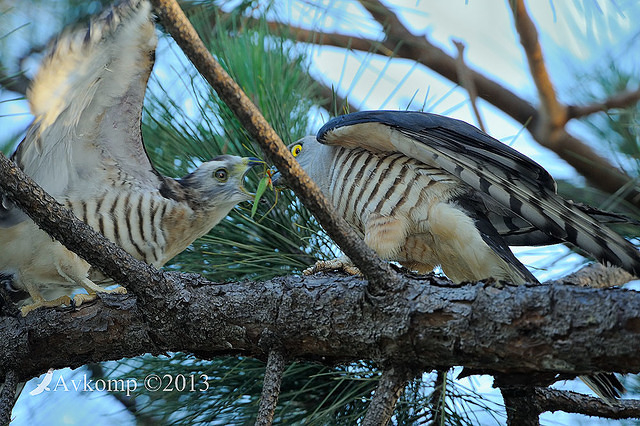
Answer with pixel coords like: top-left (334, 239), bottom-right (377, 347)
top-left (535, 387), bottom-right (640, 419)
top-left (567, 88), bottom-right (640, 119)
top-left (453, 39), bottom-right (485, 132)
top-left (509, 0), bottom-right (566, 130)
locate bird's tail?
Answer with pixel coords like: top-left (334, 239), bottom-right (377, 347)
top-left (580, 373), bottom-right (625, 405)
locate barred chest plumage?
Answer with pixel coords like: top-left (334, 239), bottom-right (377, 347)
top-left (325, 146), bottom-right (465, 236)
top-left (65, 190), bottom-right (165, 266)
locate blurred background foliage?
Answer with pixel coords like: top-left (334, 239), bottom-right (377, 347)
top-left (2, 0), bottom-right (640, 424)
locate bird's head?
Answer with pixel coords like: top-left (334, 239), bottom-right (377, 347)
top-left (179, 155), bottom-right (263, 208)
top-left (272, 136), bottom-right (334, 191)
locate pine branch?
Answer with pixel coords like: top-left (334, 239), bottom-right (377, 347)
top-left (362, 366), bottom-right (411, 426)
top-left (149, 0), bottom-right (399, 295)
top-left (428, 369), bottom-right (447, 424)
top-left (500, 385), bottom-right (540, 426)
top-left (256, 350), bottom-right (286, 426)
top-left (534, 387), bottom-right (640, 419)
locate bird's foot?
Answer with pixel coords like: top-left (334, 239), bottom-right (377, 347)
top-left (20, 295), bottom-right (72, 317)
top-left (303, 257), bottom-right (362, 276)
top-left (73, 286), bottom-right (127, 307)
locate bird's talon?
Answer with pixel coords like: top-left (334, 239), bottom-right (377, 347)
top-left (20, 295), bottom-right (72, 316)
top-left (303, 258), bottom-right (362, 276)
top-left (73, 293), bottom-right (97, 307)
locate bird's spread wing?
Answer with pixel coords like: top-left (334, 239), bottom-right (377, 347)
top-left (317, 110), bottom-right (640, 277)
top-left (13, 0), bottom-right (160, 201)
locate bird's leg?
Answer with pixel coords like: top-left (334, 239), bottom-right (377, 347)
top-left (72, 277), bottom-right (127, 307)
top-left (303, 214), bottom-right (407, 276)
top-left (20, 281), bottom-right (71, 316)
top-left (56, 267), bottom-right (126, 308)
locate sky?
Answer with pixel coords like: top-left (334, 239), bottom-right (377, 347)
top-left (2, 0), bottom-right (640, 424)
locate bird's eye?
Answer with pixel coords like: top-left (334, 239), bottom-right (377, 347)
top-left (214, 168), bottom-right (228, 182)
top-left (291, 144), bottom-right (302, 157)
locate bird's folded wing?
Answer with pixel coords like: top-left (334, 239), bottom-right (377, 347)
top-left (317, 110), bottom-right (640, 277)
top-left (13, 0), bottom-right (161, 200)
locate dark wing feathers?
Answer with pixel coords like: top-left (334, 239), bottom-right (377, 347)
top-left (318, 110), bottom-right (640, 277)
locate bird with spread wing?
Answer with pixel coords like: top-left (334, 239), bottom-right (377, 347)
top-left (275, 109), bottom-right (640, 402)
top-left (0, 0), bottom-right (260, 316)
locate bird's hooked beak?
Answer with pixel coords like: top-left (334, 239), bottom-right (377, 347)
top-left (239, 157), bottom-right (265, 196)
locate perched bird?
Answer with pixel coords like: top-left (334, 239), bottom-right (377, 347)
top-left (276, 109), bottom-right (640, 402)
top-left (0, 0), bottom-right (260, 316)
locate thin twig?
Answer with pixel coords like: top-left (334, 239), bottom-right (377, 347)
top-left (428, 369), bottom-right (447, 425)
top-left (535, 387), bottom-right (640, 419)
top-left (256, 350), bottom-right (286, 426)
top-left (150, 0), bottom-right (399, 295)
top-left (567, 88), bottom-right (640, 119)
top-left (362, 366), bottom-right (411, 426)
top-left (453, 40), bottom-right (485, 132)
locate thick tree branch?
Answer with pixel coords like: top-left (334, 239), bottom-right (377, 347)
top-left (2, 148), bottom-right (640, 419)
top-left (3, 272), bottom-right (640, 399)
top-left (0, 370), bottom-right (17, 426)
top-left (150, 0), bottom-right (398, 295)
